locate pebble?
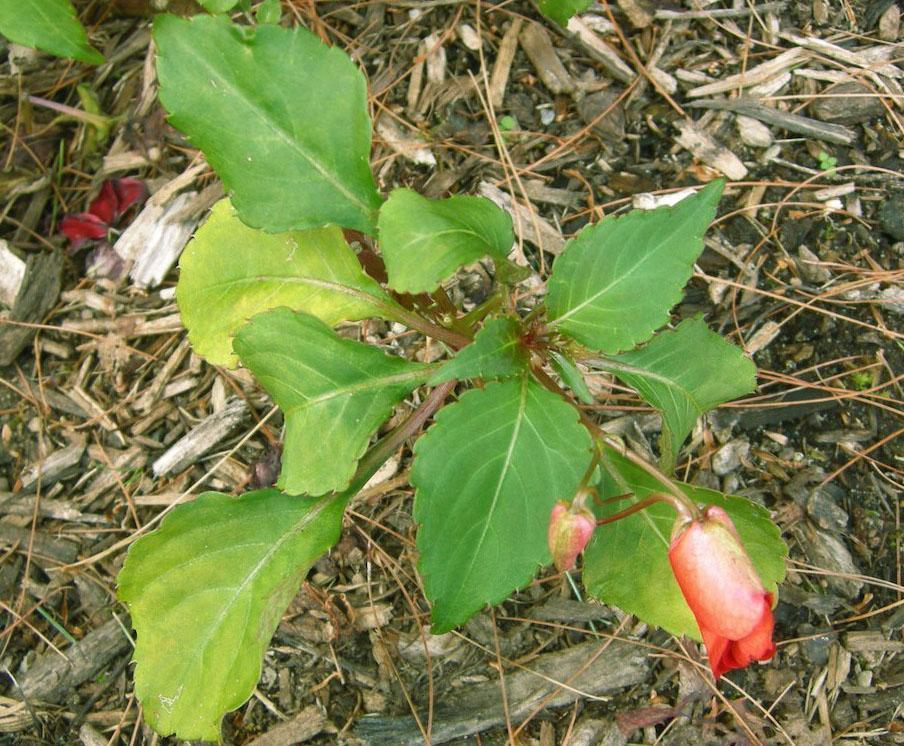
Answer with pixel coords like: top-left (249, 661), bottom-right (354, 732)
top-left (805, 485), bottom-right (849, 532)
top-left (879, 194), bottom-right (904, 241)
top-left (797, 244), bottom-right (831, 283)
top-left (737, 114), bottom-right (773, 148)
top-left (711, 438), bottom-right (749, 476)
top-left (577, 89), bottom-right (626, 142)
top-left (799, 625), bottom-right (838, 666)
top-left (799, 526), bottom-right (864, 599)
top-left (811, 81), bottom-right (885, 124)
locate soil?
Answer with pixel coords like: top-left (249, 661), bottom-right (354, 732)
top-left (1, 1), bottom-right (903, 745)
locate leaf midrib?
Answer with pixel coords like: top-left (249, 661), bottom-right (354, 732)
top-left (263, 364), bottom-right (431, 409)
top-left (548, 207), bottom-right (706, 327)
top-left (456, 376), bottom-right (529, 598)
top-left (199, 275), bottom-right (395, 313)
top-left (591, 357), bottom-right (704, 414)
top-left (152, 495), bottom-right (335, 711)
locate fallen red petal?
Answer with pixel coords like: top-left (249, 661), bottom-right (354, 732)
top-left (87, 180), bottom-right (118, 225)
top-left (60, 213), bottom-right (109, 249)
top-left (111, 178), bottom-right (147, 220)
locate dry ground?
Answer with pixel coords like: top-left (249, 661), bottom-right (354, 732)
top-left (1, 0), bottom-right (903, 744)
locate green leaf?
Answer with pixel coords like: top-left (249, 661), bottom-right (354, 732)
top-left (429, 317), bottom-right (528, 384)
top-left (601, 317), bottom-right (756, 473)
top-left (547, 181), bottom-right (723, 354)
top-left (583, 446), bottom-right (787, 639)
top-left (255, 0), bottom-right (281, 24)
top-left (549, 351), bottom-right (593, 405)
top-left (197, 0), bottom-right (240, 12)
top-left (0, 0), bottom-right (104, 64)
top-left (536, 0), bottom-right (593, 26)
top-left (234, 308), bottom-right (431, 496)
top-left (154, 14), bottom-right (382, 234)
top-left (117, 489), bottom-right (346, 741)
top-left (177, 199), bottom-right (398, 368)
top-left (378, 189), bottom-right (514, 294)
top-left (413, 377), bottom-right (592, 632)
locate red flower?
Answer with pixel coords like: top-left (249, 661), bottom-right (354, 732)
top-left (548, 496), bottom-right (596, 572)
top-left (60, 178), bottom-right (146, 250)
top-left (669, 506), bottom-right (776, 678)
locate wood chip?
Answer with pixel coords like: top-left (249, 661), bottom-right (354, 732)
top-left (566, 17), bottom-right (634, 85)
top-left (0, 523), bottom-right (78, 564)
top-left (245, 705), bottom-right (332, 746)
top-left (519, 22), bottom-right (576, 95)
top-left (477, 181), bottom-right (565, 255)
top-left (688, 47), bottom-right (805, 98)
top-left (745, 320), bottom-right (781, 354)
top-left (688, 97), bottom-right (856, 145)
top-left (654, 0), bottom-right (786, 19)
top-left (0, 240), bottom-right (26, 306)
top-left (16, 617), bottom-right (132, 703)
top-left (152, 397), bottom-right (248, 477)
top-left (737, 114), bottom-right (774, 147)
top-left (0, 494), bottom-right (107, 524)
top-left (62, 312), bottom-right (183, 338)
top-left (779, 31), bottom-right (903, 79)
top-left (17, 434), bottom-right (86, 493)
top-left (113, 191), bottom-right (199, 288)
top-left (879, 3), bottom-right (901, 42)
top-left (422, 32), bottom-right (447, 85)
top-left (674, 119), bottom-right (748, 180)
top-left (457, 23), bottom-right (481, 51)
top-left (489, 18), bottom-right (522, 109)
top-left (375, 116), bottom-right (436, 167)
top-left (844, 631), bottom-right (904, 653)
top-left (0, 251), bottom-right (63, 366)
top-left (79, 445), bottom-right (146, 503)
top-left (353, 638), bottom-right (648, 745)
top-left (617, 0), bottom-right (653, 27)
top-left (134, 338), bottom-right (190, 413)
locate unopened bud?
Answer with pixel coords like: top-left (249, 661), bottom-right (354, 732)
top-left (547, 497), bottom-right (596, 572)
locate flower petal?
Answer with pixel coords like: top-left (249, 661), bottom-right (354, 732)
top-left (111, 178), bottom-right (147, 221)
top-left (60, 213), bottom-right (108, 249)
top-left (87, 180), bottom-right (117, 225)
top-left (669, 517), bottom-right (767, 640)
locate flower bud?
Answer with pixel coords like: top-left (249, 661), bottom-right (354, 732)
top-left (547, 497), bottom-right (596, 572)
top-left (668, 506), bottom-right (776, 678)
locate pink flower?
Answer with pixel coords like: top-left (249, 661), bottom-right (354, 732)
top-left (669, 505), bottom-right (776, 678)
top-left (547, 497), bottom-right (595, 572)
top-left (60, 178), bottom-right (146, 250)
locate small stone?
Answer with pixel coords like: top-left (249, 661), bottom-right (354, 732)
top-left (878, 194), bottom-right (904, 241)
top-left (799, 526), bottom-right (864, 599)
top-left (711, 438), bottom-right (749, 476)
top-left (797, 245), bottom-right (831, 283)
top-left (806, 486), bottom-right (849, 532)
top-left (737, 114), bottom-right (773, 148)
top-left (799, 625), bottom-right (838, 666)
top-left (458, 23), bottom-right (481, 51)
top-left (879, 3), bottom-right (901, 41)
top-left (577, 89), bottom-right (626, 142)
top-left (811, 81), bottom-right (885, 124)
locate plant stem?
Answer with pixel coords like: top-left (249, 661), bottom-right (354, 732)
top-left (389, 305), bottom-right (472, 350)
top-left (349, 380), bottom-right (457, 493)
top-left (595, 495), bottom-right (666, 526)
top-left (530, 365), bottom-right (701, 520)
top-left (595, 492), bottom-right (695, 527)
